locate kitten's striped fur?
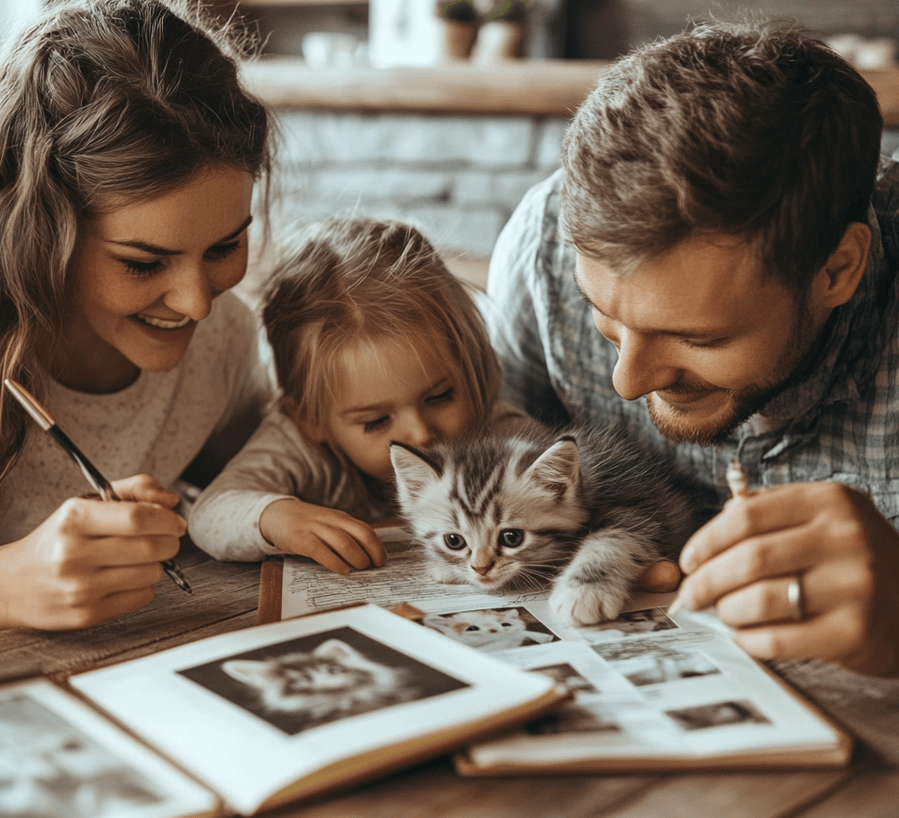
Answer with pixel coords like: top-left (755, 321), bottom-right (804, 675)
top-left (390, 425), bottom-right (714, 626)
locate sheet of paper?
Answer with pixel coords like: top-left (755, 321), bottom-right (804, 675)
top-left (0, 678), bottom-right (218, 818)
top-left (70, 604), bottom-right (555, 816)
top-left (280, 547), bottom-right (843, 762)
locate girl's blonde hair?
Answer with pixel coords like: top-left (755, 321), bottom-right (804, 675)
top-left (0, 0), bottom-right (272, 483)
top-left (261, 217), bottom-right (501, 433)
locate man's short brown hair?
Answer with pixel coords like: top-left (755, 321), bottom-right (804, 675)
top-left (561, 20), bottom-right (883, 289)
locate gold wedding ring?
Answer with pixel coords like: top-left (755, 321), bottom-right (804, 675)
top-left (787, 573), bottom-right (806, 622)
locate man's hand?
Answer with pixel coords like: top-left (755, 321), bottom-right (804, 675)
top-left (260, 499), bottom-right (387, 575)
top-left (674, 481), bottom-right (899, 676)
top-left (638, 560), bottom-right (682, 593)
top-left (0, 475), bottom-right (185, 631)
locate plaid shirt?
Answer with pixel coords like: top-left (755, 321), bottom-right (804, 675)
top-left (485, 160), bottom-right (899, 523)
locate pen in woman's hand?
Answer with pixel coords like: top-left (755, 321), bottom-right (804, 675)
top-left (3, 378), bottom-right (193, 593)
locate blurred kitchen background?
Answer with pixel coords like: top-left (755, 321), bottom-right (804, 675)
top-left (2, 0), bottom-right (898, 288)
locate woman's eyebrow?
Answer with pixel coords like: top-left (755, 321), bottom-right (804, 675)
top-left (107, 215), bottom-right (254, 255)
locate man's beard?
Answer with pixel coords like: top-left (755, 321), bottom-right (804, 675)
top-left (645, 304), bottom-right (825, 447)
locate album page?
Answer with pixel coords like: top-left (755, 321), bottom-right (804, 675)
top-left (276, 542), bottom-right (850, 770)
top-left (69, 604), bottom-right (561, 816)
top-left (0, 678), bottom-right (219, 818)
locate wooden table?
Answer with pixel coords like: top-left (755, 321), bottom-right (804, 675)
top-left (3, 539), bottom-right (899, 818)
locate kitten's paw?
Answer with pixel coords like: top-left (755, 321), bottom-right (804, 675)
top-left (549, 581), bottom-right (628, 626)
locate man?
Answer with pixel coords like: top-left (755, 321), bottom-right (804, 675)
top-left (486, 20), bottom-right (899, 676)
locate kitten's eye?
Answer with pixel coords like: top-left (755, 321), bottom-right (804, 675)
top-left (464, 625), bottom-right (480, 632)
top-left (499, 529), bottom-right (524, 548)
top-left (501, 622), bottom-right (513, 628)
top-left (444, 533), bottom-right (466, 550)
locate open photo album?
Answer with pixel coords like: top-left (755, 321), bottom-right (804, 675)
top-left (259, 524), bottom-right (852, 774)
top-left (1, 604), bottom-right (565, 818)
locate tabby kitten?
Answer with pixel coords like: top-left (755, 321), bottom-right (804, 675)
top-left (390, 425), bottom-right (714, 626)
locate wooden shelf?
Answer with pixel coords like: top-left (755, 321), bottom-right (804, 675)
top-left (236, 0), bottom-right (367, 5)
top-left (241, 58), bottom-right (899, 126)
top-left (241, 58), bottom-right (607, 117)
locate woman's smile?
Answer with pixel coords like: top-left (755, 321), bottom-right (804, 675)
top-left (133, 313), bottom-right (193, 330)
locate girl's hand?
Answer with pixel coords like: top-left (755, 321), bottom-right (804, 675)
top-left (260, 499), bottom-right (388, 575)
top-left (0, 475), bottom-right (185, 630)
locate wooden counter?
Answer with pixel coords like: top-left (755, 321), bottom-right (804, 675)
top-left (3, 538), bottom-right (899, 818)
top-left (241, 58), bottom-right (899, 126)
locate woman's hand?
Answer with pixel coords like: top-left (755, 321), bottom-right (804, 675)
top-left (260, 498), bottom-right (388, 575)
top-left (0, 475), bottom-right (185, 630)
top-left (674, 481), bottom-right (899, 677)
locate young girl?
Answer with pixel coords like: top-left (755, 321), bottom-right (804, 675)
top-left (0, 0), bottom-right (272, 629)
top-left (189, 217), bottom-right (527, 572)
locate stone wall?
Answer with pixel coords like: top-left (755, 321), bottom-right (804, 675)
top-left (272, 109), bottom-right (568, 258)
top-left (271, 108), bottom-right (899, 260)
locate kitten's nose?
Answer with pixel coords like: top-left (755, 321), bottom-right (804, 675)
top-left (472, 560), bottom-right (495, 576)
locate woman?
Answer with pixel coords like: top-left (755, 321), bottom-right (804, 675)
top-left (0, 0), bottom-right (272, 629)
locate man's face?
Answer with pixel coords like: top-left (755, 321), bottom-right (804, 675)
top-left (574, 235), bottom-right (833, 445)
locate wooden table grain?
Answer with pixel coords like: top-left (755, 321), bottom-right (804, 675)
top-left (2, 539), bottom-right (898, 818)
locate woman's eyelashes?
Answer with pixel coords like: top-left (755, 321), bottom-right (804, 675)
top-left (123, 258), bottom-right (163, 276)
top-left (121, 240), bottom-right (242, 277)
top-left (206, 240), bottom-right (242, 260)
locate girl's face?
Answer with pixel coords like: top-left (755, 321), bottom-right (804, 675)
top-left (314, 335), bottom-right (477, 483)
top-left (53, 166), bottom-right (254, 393)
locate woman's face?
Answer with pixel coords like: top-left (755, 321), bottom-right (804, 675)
top-left (55, 166), bottom-right (254, 393)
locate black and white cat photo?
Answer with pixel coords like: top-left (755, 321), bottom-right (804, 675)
top-left (178, 627), bottom-right (467, 735)
top-left (390, 424), bottom-right (715, 626)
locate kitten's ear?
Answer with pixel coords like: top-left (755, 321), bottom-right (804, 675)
top-left (390, 442), bottom-right (442, 499)
top-left (421, 614), bottom-right (451, 633)
top-left (525, 436), bottom-right (580, 499)
top-left (221, 659), bottom-right (269, 686)
top-left (314, 639), bottom-right (359, 662)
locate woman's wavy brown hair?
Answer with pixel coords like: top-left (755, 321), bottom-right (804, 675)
top-left (0, 0), bottom-right (272, 482)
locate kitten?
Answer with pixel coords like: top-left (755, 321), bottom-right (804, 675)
top-left (390, 424), bottom-right (714, 626)
top-left (422, 608), bottom-right (556, 652)
top-left (222, 639), bottom-right (416, 723)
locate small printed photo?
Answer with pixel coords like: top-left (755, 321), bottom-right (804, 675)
top-left (178, 626), bottom-right (468, 735)
top-left (581, 607), bottom-right (678, 641)
top-left (525, 701), bottom-right (621, 735)
top-left (420, 606), bottom-right (560, 653)
top-left (665, 699), bottom-right (771, 731)
top-left (592, 637), bottom-right (671, 662)
top-left (532, 662), bottom-right (599, 695)
top-left (0, 694), bottom-right (163, 818)
top-left (612, 650), bottom-right (721, 687)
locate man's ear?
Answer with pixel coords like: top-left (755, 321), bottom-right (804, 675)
top-left (812, 221), bottom-right (871, 309)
